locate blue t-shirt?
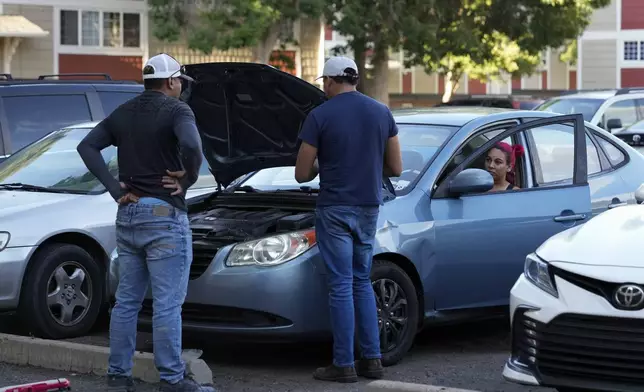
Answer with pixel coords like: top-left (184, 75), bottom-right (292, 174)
top-left (298, 91), bottom-right (398, 206)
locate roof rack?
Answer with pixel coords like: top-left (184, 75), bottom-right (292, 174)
top-left (38, 73), bottom-right (112, 80)
top-left (559, 88), bottom-right (616, 96)
top-left (615, 87), bottom-right (644, 95)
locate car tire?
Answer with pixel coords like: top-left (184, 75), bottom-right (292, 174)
top-left (19, 243), bottom-right (104, 340)
top-left (370, 259), bottom-right (420, 367)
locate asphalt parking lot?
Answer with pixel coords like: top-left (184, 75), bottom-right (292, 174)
top-left (0, 313), bottom-right (552, 392)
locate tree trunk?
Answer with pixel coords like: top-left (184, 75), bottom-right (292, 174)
top-left (441, 70), bottom-right (461, 103)
top-left (251, 23), bottom-right (282, 64)
top-left (368, 47), bottom-right (390, 106)
top-left (352, 39), bottom-right (368, 93)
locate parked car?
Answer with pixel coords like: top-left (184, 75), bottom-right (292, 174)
top-left (108, 62), bottom-right (644, 367)
top-left (613, 118), bottom-right (644, 147)
top-left (0, 122), bottom-right (218, 339)
top-left (434, 95), bottom-right (544, 110)
top-left (534, 87), bottom-right (644, 134)
top-left (502, 184), bottom-right (644, 392)
top-left (0, 73), bottom-right (143, 162)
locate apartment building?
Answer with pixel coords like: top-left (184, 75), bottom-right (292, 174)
top-left (0, 0), bottom-right (325, 85)
top-left (325, 0), bottom-right (642, 96)
top-left (577, 0), bottom-right (644, 89)
top-left (0, 0), bottom-right (148, 80)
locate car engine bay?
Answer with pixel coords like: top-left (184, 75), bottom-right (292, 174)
top-left (187, 200), bottom-right (316, 279)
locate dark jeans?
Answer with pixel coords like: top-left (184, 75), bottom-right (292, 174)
top-left (315, 205), bottom-right (382, 367)
top-left (108, 197), bottom-right (192, 383)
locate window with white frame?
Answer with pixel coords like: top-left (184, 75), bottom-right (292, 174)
top-left (623, 41), bottom-right (640, 61)
top-left (59, 9), bottom-right (141, 49)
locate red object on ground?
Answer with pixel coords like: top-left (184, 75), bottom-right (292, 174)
top-left (0, 378), bottom-right (71, 392)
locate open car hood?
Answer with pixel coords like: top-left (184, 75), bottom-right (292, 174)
top-left (182, 63), bottom-right (327, 188)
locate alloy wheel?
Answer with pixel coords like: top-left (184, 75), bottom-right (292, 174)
top-left (46, 261), bottom-right (93, 327)
top-left (373, 278), bottom-right (408, 353)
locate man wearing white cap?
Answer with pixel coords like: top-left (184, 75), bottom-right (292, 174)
top-left (295, 56), bottom-right (403, 383)
top-left (77, 53), bottom-right (214, 392)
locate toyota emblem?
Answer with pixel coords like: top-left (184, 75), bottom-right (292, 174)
top-left (614, 284), bottom-right (644, 309)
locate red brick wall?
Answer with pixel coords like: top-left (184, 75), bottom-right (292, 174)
top-left (512, 77), bottom-right (521, 91)
top-left (402, 72), bottom-right (412, 94)
top-left (324, 25), bottom-right (333, 40)
top-left (468, 78), bottom-right (486, 94)
top-left (569, 70), bottom-right (577, 90)
top-left (269, 50), bottom-right (296, 76)
top-left (621, 68), bottom-right (644, 87)
top-left (622, 0), bottom-right (644, 29)
top-left (59, 54), bottom-right (142, 81)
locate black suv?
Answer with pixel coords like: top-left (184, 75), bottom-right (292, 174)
top-left (0, 73), bottom-right (143, 161)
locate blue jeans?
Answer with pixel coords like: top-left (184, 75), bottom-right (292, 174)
top-left (108, 197), bottom-right (192, 384)
top-left (316, 205), bottom-right (381, 367)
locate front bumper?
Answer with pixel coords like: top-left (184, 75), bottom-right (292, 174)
top-left (0, 246), bottom-right (34, 309)
top-left (504, 273), bottom-right (644, 392)
top-left (111, 244), bottom-right (330, 341)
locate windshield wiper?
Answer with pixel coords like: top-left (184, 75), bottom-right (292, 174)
top-left (276, 186), bottom-right (320, 194)
top-left (230, 185), bottom-right (260, 193)
top-left (0, 183), bottom-right (72, 194)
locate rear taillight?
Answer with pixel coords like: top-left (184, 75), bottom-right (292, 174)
top-left (511, 101), bottom-right (520, 109)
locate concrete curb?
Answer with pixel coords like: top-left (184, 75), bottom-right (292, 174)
top-left (0, 333), bottom-right (213, 385)
top-left (365, 380), bottom-right (480, 392)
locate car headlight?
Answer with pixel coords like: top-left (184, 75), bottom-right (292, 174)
top-left (226, 229), bottom-right (316, 267)
top-left (0, 232), bottom-right (10, 252)
top-left (524, 253), bottom-right (558, 297)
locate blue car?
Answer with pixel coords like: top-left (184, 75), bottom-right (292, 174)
top-left (109, 63), bottom-right (644, 367)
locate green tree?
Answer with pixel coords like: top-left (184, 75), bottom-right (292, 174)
top-left (324, 0), bottom-right (432, 106)
top-left (403, 0), bottom-right (610, 102)
top-left (149, 0), bottom-right (325, 66)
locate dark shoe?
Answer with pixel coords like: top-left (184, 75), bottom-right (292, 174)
top-left (107, 375), bottom-right (135, 392)
top-left (158, 377), bottom-right (216, 392)
top-left (356, 358), bottom-right (384, 379)
top-left (312, 364), bottom-right (358, 383)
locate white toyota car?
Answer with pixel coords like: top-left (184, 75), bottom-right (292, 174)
top-left (503, 184), bottom-right (644, 392)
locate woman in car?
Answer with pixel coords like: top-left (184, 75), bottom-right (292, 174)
top-left (485, 142), bottom-right (524, 192)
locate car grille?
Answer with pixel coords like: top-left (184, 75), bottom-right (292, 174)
top-left (552, 266), bottom-right (644, 311)
top-left (189, 227), bottom-right (227, 280)
top-left (139, 299), bottom-right (291, 328)
top-left (514, 310), bottom-right (644, 390)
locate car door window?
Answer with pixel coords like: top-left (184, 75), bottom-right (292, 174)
top-left (98, 91), bottom-right (139, 116)
top-left (596, 135), bottom-right (627, 167)
top-left (529, 124), bottom-right (601, 184)
top-left (604, 99), bottom-right (638, 129)
top-left (3, 94), bottom-right (92, 152)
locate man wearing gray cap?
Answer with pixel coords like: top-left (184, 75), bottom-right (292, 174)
top-left (77, 53), bottom-right (214, 392)
top-left (295, 56), bottom-right (403, 383)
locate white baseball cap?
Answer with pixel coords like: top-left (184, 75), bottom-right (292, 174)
top-left (316, 56), bottom-right (359, 80)
top-left (143, 53), bottom-right (194, 82)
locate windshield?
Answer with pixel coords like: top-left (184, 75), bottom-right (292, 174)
top-left (0, 128), bottom-right (217, 194)
top-left (534, 98), bottom-right (603, 121)
top-left (240, 123), bottom-right (457, 193)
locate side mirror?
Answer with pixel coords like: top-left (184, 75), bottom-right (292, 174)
top-left (606, 118), bottom-right (623, 132)
top-left (636, 183), bottom-right (644, 205)
top-left (449, 168), bottom-right (494, 196)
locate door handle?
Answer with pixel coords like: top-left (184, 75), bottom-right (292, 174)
top-left (608, 201), bottom-right (627, 209)
top-left (554, 213), bottom-right (587, 222)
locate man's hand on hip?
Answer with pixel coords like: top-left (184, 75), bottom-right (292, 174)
top-left (163, 169), bottom-right (186, 196)
top-left (117, 182), bottom-right (139, 205)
